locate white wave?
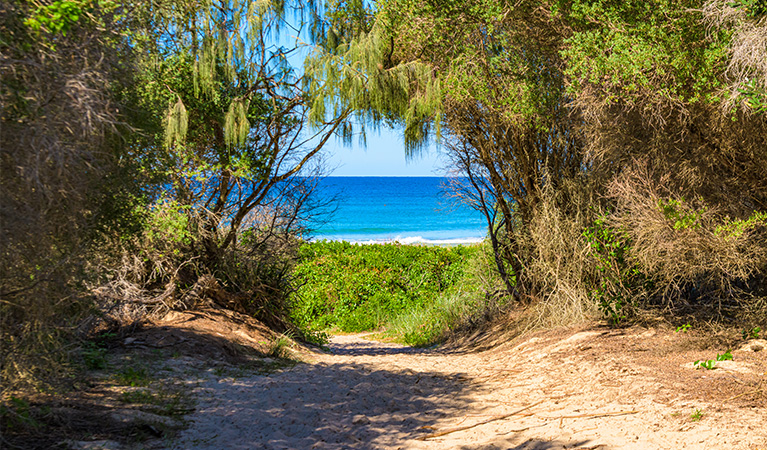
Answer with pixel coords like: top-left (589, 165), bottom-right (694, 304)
top-left (340, 235), bottom-right (485, 246)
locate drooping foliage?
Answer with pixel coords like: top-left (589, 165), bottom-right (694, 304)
top-left (309, 0), bottom-right (588, 299)
top-left (305, 0), bottom-right (444, 150)
top-left (114, 1), bottom-right (356, 320)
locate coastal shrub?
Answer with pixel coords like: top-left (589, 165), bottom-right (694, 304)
top-left (0, 1), bottom-right (150, 394)
top-left (98, 199), bottom-right (309, 336)
top-left (387, 241), bottom-right (509, 346)
top-left (607, 166), bottom-right (767, 315)
top-left (510, 179), bottom-right (605, 329)
top-left (289, 241), bottom-right (478, 333)
top-left (582, 214), bottom-right (645, 326)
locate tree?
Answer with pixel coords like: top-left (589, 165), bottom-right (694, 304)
top-left (0, 0), bottom-right (351, 390)
top-left (308, 0), bottom-right (585, 298)
top-left (137, 53), bottom-right (344, 270)
top-left (125, 0), bottom-right (354, 278)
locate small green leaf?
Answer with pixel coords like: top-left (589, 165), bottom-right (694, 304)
top-left (716, 350), bottom-right (733, 361)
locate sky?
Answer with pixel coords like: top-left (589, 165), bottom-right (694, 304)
top-left (276, 21), bottom-right (445, 177)
top-left (322, 126), bottom-right (447, 177)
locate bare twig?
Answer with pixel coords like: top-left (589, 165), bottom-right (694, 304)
top-left (542, 410), bottom-right (639, 420)
top-left (415, 400), bottom-right (544, 440)
top-left (725, 385), bottom-right (765, 402)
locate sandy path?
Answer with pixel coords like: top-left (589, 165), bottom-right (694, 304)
top-left (172, 331), bottom-right (767, 450)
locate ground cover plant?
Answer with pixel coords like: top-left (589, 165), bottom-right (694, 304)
top-left (385, 240), bottom-right (512, 346)
top-left (289, 241), bottom-right (480, 336)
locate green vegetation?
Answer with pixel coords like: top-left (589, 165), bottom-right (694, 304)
top-left (715, 211), bottom-right (767, 240)
top-left (290, 240), bottom-right (507, 346)
top-left (693, 349), bottom-right (733, 369)
top-left (310, 0), bottom-right (767, 330)
top-left (389, 241), bottom-right (510, 346)
top-left (693, 359), bottom-right (717, 370)
top-left (290, 241), bottom-right (479, 334)
top-left (266, 333), bottom-right (296, 359)
top-left (582, 215), bottom-right (644, 327)
top-left (658, 199), bottom-right (707, 231)
top-left (742, 326), bottom-right (762, 340)
top-left (81, 341), bottom-right (109, 371)
top-left (716, 350), bottom-right (734, 361)
top-left (1, 0), bottom-right (347, 395)
top-left (117, 366), bottom-right (151, 387)
top-left (386, 284), bottom-right (502, 347)
top-left (691, 408), bottom-right (705, 422)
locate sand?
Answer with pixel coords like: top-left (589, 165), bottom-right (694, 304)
top-left (171, 328), bottom-right (767, 450)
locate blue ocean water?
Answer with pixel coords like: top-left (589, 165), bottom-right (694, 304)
top-left (310, 177), bottom-right (487, 244)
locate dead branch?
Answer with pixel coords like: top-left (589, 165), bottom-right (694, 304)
top-left (415, 399), bottom-right (544, 440)
top-left (542, 410), bottom-right (639, 420)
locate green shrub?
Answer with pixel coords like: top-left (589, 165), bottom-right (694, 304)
top-left (144, 199), bottom-right (193, 247)
top-left (81, 342), bottom-right (108, 370)
top-left (658, 198), bottom-right (706, 231)
top-left (742, 326), bottom-right (762, 340)
top-left (117, 366), bottom-right (150, 387)
top-left (391, 289), bottom-right (484, 347)
top-left (289, 241), bottom-right (478, 333)
top-left (715, 211), bottom-right (767, 241)
top-left (583, 214), bottom-right (646, 326)
top-left (0, 397), bottom-right (41, 432)
top-left (388, 242), bottom-right (508, 346)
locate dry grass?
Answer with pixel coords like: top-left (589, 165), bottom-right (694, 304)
top-left (516, 178), bottom-right (603, 329)
top-left (607, 162), bottom-right (767, 312)
top-left (704, 1), bottom-right (767, 113)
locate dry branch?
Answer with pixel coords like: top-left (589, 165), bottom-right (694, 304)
top-left (415, 399), bottom-right (544, 440)
top-left (542, 410), bottom-right (639, 420)
top-left (725, 389), bottom-right (765, 402)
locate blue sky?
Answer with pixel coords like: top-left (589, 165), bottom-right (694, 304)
top-left (323, 126), bottom-right (446, 176)
top-left (275, 22), bottom-right (444, 177)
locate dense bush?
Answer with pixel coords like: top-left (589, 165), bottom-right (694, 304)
top-left (1, 0), bottom-right (347, 393)
top-left (0, 0), bottom-right (149, 394)
top-left (98, 198), bottom-right (308, 336)
top-left (605, 167), bottom-right (767, 318)
top-left (289, 241), bottom-right (478, 333)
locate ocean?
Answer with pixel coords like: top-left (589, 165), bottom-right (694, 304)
top-left (309, 177), bottom-right (487, 245)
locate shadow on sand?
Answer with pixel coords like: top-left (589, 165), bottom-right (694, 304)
top-left (173, 355), bottom-right (481, 449)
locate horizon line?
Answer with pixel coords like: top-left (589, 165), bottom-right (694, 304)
top-left (322, 174), bottom-right (458, 177)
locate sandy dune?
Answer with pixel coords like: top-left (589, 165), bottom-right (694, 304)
top-left (172, 329), bottom-right (767, 450)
